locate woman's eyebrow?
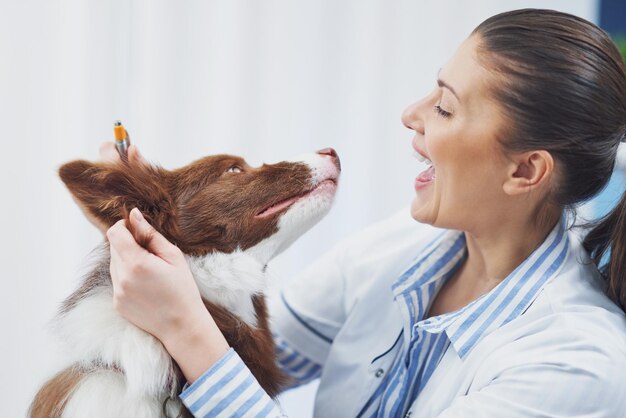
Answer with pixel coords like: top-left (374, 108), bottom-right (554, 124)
top-left (437, 68), bottom-right (461, 102)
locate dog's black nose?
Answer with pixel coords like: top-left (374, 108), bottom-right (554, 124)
top-left (317, 148), bottom-right (341, 171)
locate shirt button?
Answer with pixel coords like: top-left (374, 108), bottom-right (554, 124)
top-left (374, 368), bottom-right (384, 378)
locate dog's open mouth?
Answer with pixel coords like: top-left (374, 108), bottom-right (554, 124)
top-left (255, 178), bottom-right (337, 219)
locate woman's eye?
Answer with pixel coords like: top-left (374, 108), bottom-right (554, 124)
top-left (226, 165), bottom-right (243, 173)
top-left (434, 104), bottom-right (452, 119)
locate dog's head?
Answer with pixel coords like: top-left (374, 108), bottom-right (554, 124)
top-left (59, 149), bottom-right (340, 263)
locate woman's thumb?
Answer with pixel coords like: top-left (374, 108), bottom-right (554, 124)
top-left (128, 208), bottom-right (180, 262)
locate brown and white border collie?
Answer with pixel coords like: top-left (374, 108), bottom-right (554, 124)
top-left (29, 148), bottom-right (340, 418)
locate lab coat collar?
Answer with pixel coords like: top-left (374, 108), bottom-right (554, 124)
top-left (392, 215), bottom-right (570, 360)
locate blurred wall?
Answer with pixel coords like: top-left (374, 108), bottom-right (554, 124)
top-left (0, 1), bottom-right (602, 417)
top-left (599, 0), bottom-right (626, 35)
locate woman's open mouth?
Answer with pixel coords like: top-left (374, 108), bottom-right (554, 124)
top-left (415, 165), bottom-right (436, 190)
top-left (413, 150), bottom-right (436, 191)
top-left (255, 178), bottom-right (337, 218)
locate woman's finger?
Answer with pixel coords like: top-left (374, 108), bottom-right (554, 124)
top-left (106, 219), bottom-right (149, 263)
top-left (100, 142), bottom-right (148, 166)
top-left (99, 141), bottom-right (121, 163)
top-left (128, 208), bottom-right (181, 263)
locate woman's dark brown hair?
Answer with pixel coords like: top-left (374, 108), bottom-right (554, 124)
top-left (472, 9), bottom-right (626, 310)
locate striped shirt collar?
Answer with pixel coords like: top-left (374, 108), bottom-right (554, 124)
top-left (392, 215), bottom-right (570, 360)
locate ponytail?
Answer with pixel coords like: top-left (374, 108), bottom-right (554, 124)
top-left (583, 190), bottom-right (626, 311)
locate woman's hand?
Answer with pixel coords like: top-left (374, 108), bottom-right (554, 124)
top-left (107, 207), bottom-right (230, 383)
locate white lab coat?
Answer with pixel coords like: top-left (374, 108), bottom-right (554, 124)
top-left (270, 207), bottom-right (626, 417)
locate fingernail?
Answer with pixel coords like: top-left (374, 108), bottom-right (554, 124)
top-left (132, 208), bottom-right (144, 223)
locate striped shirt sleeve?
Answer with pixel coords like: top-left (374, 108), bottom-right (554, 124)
top-left (180, 348), bottom-right (286, 418)
top-left (274, 332), bottom-right (322, 389)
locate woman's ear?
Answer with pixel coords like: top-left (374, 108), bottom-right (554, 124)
top-left (502, 150), bottom-right (554, 196)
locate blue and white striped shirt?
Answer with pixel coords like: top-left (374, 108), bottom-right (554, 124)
top-left (357, 215), bottom-right (569, 417)
top-left (181, 208), bottom-right (626, 417)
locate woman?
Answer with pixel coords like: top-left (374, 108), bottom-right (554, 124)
top-left (103, 8), bottom-right (626, 417)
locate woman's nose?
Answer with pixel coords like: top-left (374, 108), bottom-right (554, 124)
top-left (401, 101), bottom-right (425, 135)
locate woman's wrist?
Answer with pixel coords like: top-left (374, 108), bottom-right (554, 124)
top-left (162, 309), bottom-right (230, 384)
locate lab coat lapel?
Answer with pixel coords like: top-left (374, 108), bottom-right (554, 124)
top-left (313, 272), bottom-right (403, 418)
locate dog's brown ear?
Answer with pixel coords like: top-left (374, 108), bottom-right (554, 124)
top-left (59, 159), bottom-right (176, 233)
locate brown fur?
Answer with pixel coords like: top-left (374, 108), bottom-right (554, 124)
top-left (205, 296), bottom-right (293, 397)
top-left (31, 152), bottom-right (336, 417)
top-left (58, 155), bottom-right (314, 256)
top-left (29, 367), bottom-right (86, 418)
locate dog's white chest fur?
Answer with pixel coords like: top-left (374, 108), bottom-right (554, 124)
top-left (54, 250), bottom-right (266, 418)
top-left (186, 249), bottom-right (267, 327)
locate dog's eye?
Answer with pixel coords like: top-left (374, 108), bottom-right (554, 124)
top-left (226, 165), bottom-right (243, 173)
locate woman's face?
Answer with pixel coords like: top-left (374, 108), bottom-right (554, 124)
top-left (402, 35), bottom-right (511, 232)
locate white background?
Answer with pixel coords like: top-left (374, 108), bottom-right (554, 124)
top-left (0, 1), bottom-right (604, 417)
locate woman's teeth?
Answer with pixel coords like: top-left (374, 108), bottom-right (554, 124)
top-left (413, 151), bottom-right (432, 166)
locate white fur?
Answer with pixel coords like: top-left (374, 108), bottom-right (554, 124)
top-left (284, 152), bottom-right (338, 186)
top-left (54, 289), bottom-right (174, 399)
top-left (61, 369), bottom-right (181, 418)
top-left (186, 250), bottom-right (267, 327)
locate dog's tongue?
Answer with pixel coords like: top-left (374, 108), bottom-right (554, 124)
top-left (256, 196), bottom-right (300, 218)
